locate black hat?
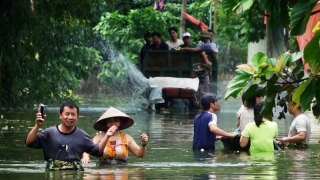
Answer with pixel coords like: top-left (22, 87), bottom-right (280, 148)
top-left (201, 92), bottom-right (222, 107)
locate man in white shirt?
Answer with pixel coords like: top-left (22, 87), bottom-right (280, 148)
top-left (166, 27), bottom-right (183, 49)
top-left (276, 100), bottom-right (311, 148)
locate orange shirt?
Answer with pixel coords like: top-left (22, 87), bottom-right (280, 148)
top-left (103, 133), bottom-right (128, 160)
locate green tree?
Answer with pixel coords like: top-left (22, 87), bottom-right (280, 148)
top-left (0, 0), bottom-right (123, 108)
top-left (224, 0), bottom-right (320, 121)
top-left (93, 7), bottom-right (178, 63)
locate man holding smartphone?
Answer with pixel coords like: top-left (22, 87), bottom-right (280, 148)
top-left (25, 101), bottom-right (116, 171)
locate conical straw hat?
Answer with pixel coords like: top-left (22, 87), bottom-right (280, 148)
top-left (93, 107), bottom-right (134, 131)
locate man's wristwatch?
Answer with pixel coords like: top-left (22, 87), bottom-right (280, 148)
top-left (141, 143), bottom-right (147, 147)
top-left (282, 137), bottom-right (287, 142)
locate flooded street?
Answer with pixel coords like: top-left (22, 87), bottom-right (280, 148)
top-left (1, 95), bottom-right (320, 179)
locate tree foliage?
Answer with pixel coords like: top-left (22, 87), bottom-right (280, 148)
top-left (94, 8), bottom-right (178, 64)
top-left (0, 0), bottom-right (249, 109)
top-left (0, 0), bottom-right (121, 108)
top-left (224, 0), bottom-right (320, 120)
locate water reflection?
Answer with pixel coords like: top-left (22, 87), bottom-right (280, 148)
top-left (82, 167), bottom-right (145, 180)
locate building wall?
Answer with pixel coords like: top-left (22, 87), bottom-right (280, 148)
top-left (247, 27), bottom-right (286, 63)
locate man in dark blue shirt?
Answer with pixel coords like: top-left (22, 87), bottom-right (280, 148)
top-left (139, 32), bottom-right (152, 71)
top-left (193, 93), bottom-right (237, 151)
top-left (149, 31), bottom-right (169, 50)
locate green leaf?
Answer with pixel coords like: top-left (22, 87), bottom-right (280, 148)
top-left (312, 103), bottom-right (320, 117)
top-left (276, 52), bottom-right (291, 72)
top-left (227, 74), bottom-right (251, 89)
top-left (251, 52), bottom-right (267, 70)
top-left (237, 64), bottom-right (255, 74)
top-left (266, 74), bottom-right (279, 90)
top-left (304, 30), bottom-right (320, 74)
top-left (290, 0), bottom-right (318, 35)
top-left (225, 86), bottom-right (246, 100)
top-left (245, 84), bottom-right (259, 98)
top-left (292, 78), bottom-right (313, 109)
top-left (314, 78), bottom-right (320, 104)
top-left (242, 0), bottom-right (255, 11)
top-left (290, 51), bottom-right (304, 62)
top-left (225, 69), bottom-right (253, 99)
top-left (292, 65), bottom-right (303, 74)
top-left (300, 80), bottom-right (315, 111)
top-left (260, 64), bottom-right (276, 76)
top-left (265, 58), bottom-right (278, 69)
top-left (261, 94), bottom-right (276, 121)
top-left (279, 0), bottom-right (290, 29)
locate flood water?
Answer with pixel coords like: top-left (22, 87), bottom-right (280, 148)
top-left (1, 94), bottom-right (320, 179)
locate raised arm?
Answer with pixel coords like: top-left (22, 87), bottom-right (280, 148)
top-left (127, 133), bottom-right (148, 158)
top-left (26, 112), bottom-right (45, 145)
top-left (98, 126), bottom-right (117, 152)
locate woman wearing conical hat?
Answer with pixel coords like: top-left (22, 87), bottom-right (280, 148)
top-left (81, 107), bottom-right (148, 166)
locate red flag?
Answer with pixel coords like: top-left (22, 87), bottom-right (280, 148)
top-left (181, 11), bottom-right (208, 31)
top-left (296, 3), bottom-right (320, 72)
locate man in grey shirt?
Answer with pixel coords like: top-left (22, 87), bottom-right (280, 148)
top-left (25, 101), bottom-right (117, 170)
top-left (276, 100), bottom-right (311, 148)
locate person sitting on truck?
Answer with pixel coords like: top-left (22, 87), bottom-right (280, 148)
top-left (149, 31), bottom-right (169, 50)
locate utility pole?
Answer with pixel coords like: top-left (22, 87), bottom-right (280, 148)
top-left (180, 0), bottom-right (187, 38)
top-left (214, 0), bottom-right (219, 31)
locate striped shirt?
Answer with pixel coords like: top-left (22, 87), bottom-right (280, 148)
top-left (103, 133), bottom-right (128, 160)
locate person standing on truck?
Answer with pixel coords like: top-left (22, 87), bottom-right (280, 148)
top-left (181, 31), bottom-right (214, 92)
top-left (197, 29), bottom-right (218, 60)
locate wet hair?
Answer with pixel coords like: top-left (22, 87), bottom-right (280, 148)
top-left (152, 31), bottom-right (162, 38)
top-left (168, 27), bottom-right (178, 33)
top-left (60, 101), bottom-right (79, 116)
top-left (253, 102), bottom-right (265, 127)
top-left (242, 92), bottom-right (256, 109)
top-left (144, 32), bottom-right (152, 39)
top-left (208, 29), bottom-right (214, 35)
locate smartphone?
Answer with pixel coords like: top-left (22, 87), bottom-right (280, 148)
top-left (39, 104), bottom-right (45, 121)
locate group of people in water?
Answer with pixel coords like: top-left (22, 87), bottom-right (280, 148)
top-left (193, 87), bottom-right (311, 155)
top-left (25, 87), bottom-right (311, 171)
